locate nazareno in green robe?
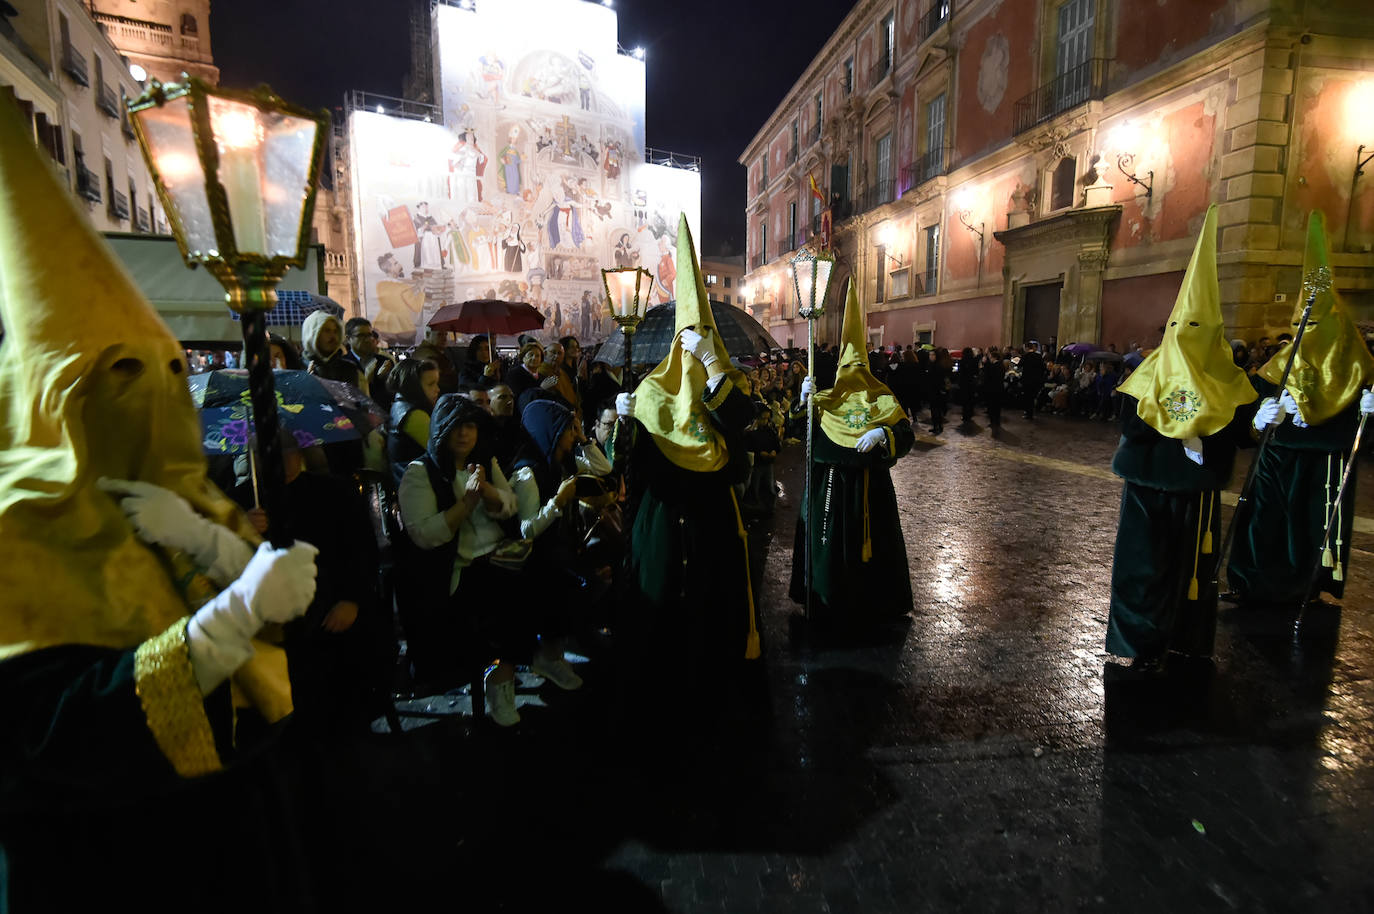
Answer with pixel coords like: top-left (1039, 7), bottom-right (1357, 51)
top-left (1226, 377), bottom-right (1360, 604)
top-left (789, 418), bottom-right (915, 626)
top-left (608, 377), bottom-right (757, 704)
top-left (1106, 394), bottom-right (1254, 660)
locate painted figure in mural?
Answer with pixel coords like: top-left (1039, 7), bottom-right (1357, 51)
top-left (373, 252), bottom-right (424, 338)
top-left (501, 215), bottom-right (527, 273)
top-left (412, 201), bottom-right (443, 271)
top-left (445, 212), bottom-right (472, 272)
top-left (633, 189), bottom-right (648, 229)
top-left (603, 139), bottom-right (621, 181)
top-left (498, 126), bottom-right (523, 196)
top-left (447, 130), bottom-right (484, 208)
top-left (479, 53), bottom-right (505, 106)
top-left (578, 134), bottom-right (599, 165)
top-left (578, 71), bottom-right (592, 110)
top-left (614, 232), bottom-right (639, 268)
top-left (655, 234), bottom-right (675, 303)
top-left (546, 175), bottom-right (585, 249)
top-left (580, 290), bottom-right (594, 337)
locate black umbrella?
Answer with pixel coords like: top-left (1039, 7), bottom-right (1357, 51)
top-left (594, 299), bottom-right (781, 368)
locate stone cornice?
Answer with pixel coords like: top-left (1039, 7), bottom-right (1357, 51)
top-left (994, 204), bottom-right (1121, 250)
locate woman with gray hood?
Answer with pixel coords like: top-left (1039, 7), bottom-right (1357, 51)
top-left (302, 311), bottom-right (366, 395)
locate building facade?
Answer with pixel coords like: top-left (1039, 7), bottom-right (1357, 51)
top-left (741, 0), bottom-right (1374, 353)
top-left (702, 253), bottom-right (747, 307)
top-left (85, 0), bottom-right (218, 86)
top-left (2, 0), bottom-right (164, 234)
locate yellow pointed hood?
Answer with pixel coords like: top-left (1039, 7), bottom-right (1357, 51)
top-left (1118, 204), bottom-right (1255, 438)
top-left (0, 98), bottom-right (255, 663)
top-left (632, 215), bottom-right (745, 471)
top-left (1258, 211), bottom-right (1374, 425)
top-left (813, 278), bottom-right (907, 447)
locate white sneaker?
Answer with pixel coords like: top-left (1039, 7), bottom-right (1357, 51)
top-left (531, 654), bottom-right (584, 691)
top-left (484, 676), bottom-right (521, 726)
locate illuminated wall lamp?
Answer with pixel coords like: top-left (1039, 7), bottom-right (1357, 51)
top-left (1109, 122), bottom-right (1153, 198)
top-left (876, 224), bottom-right (903, 267)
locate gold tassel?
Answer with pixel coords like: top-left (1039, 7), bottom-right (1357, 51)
top-left (729, 488), bottom-right (761, 659)
top-left (1200, 491), bottom-right (1213, 554)
top-left (861, 468), bottom-right (872, 563)
top-left (1322, 454), bottom-right (1335, 567)
top-left (1188, 492), bottom-right (1203, 601)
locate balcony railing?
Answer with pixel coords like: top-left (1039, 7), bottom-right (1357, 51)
top-left (919, 266), bottom-right (938, 296)
top-left (92, 12), bottom-right (174, 50)
top-left (751, 252), bottom-right (766, 270)
top-left (812, 213), bottom-right (823, 236)
top-left (902, 146), bottom-right (950, 188)
top-left (1013, 58), bottom-right (1108, 135)
top-left (135, 207), bottom-right (151, 232)
top-left (324, 250), bottom-right (350, 272)
top-left (919, 1), bottom-right (951, 41)
top-left (861, 179), bottom-right (896, 213)
top-left (75, 164), bottom-right (101, 203)
top-left (108, 188), bottom-right (130, 221)
top-left (786, 145), bottom-right (798, 165)
top-left (778, 230), bottom-right (797, 259)
top-left (61, 44), bottom-right (89, 86)
top-left (869, 56), bottom-right (891, 88)
top-left (807, 123), bottom-right (820, 147)
top-left (97, 82), bottom-right (121, 119)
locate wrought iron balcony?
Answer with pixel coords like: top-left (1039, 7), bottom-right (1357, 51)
top-left (97, 82), bottom-right (121, 119)
top-left (807, 123), bottom-right (821, 147)
top-left (751, 252), bottom-right (766, 270)
top-left (919, 266), bottom-right (938, 296)
top-left (869, 56), bottom-right (892, 88)
top-left (786, 144), bottom-right (798, 165)
top-left (1012, 58), bottom-right (1108, 135)
top-left (902, 146), bottom-right (950, 187)
top-left (812, 213), bottom-right (823, 236)
top-left (75, 164), bottom-right (101, 203)
top-left (62, 44), bottom-right (89, 87)
top-left (919, 1), bottom-right (951, 41)
top-left (861, 180), bottom-right (896, 213)
top-left (135, 207), bottom-right (151, 233)
top-left (108, 188), bottom-right (130, 221)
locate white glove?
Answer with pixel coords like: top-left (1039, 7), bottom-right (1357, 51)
top-left (856, 428), bottom-right (888, 454)
top-left (1253, 397), bottom-right (1282, 430)
top-left (98, 478), bottom-right (254, 585)
top-left (679, 328), bottom-right (718, 368)
top-left (1182, 437), bottom-right (1204, 465)
top-left (1361, 389), bottom-right (1374, 415)
top-left (615, 391), bottom-right (635, 418)
top-left (1279, 389), bottom-right (1307, 427)
top-left (185, 541), bottom-right (319, 695)
top-left (800, 376), bottom-right (816, 402)
top-left (540, 375), bottom-right (560, 390)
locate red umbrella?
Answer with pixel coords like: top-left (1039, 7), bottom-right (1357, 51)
top-left (428, 299), bottom-right (546, 337)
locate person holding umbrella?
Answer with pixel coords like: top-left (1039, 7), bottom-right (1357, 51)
top-left (789, 279), bottom-right (915, 631)
top-left (457, 333), bottom-right (500, 390)
top-left (1105, 205), bottom-right (1257, 675)
top-left (607, 215), bottom-right (759, 735)
top-left (1227, 211), bottom-right (1374, 607)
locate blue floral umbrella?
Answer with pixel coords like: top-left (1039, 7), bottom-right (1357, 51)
top-left (187, 369), bottom-right (382, 454)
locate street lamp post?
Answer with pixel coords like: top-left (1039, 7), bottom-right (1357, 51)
top-left (128, 76), bottom-right (328, 547)
top-left (789, 249), bottom-right (836, 620)
top-left (600, 266), bottom-right (655, 391)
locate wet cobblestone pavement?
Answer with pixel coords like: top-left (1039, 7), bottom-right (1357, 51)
top-left (335, 411), bottom-right (1374, 913)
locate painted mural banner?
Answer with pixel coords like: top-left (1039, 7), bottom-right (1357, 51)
top-left (348, 0), bottom-right (701, 348)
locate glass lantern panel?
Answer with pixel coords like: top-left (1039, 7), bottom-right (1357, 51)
top-left (133, 96), bottom-right (217, 257)
top-left (207, 98), bottom-right (318, 258)
top-left (260, 110), bottom-right (318, 258)
top-left (603, 269), bottom-right (641, 319)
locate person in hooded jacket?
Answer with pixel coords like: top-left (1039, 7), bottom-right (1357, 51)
top-left (457, 334), bottom-right (501, 391)
top-left (509, 399), bottom-right (615, 690)
top-left (302, 311), bottom-right (366, 394)
top-left (396, 395), bottom-right (533, 724)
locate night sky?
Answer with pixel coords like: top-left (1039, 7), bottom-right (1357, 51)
top-left (212, 0), bottom-right (855, 256)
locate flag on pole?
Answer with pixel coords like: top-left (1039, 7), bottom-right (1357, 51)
top-left (808, 172), bottom-right (826, 205)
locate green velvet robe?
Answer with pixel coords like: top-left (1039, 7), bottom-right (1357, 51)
top-left (789, 419), bottom-right (916, 626)
top-left (609, 378), bottom-right (757, 704)
top-left (1106, 395), bottom-right (1253, 660)
top-left (1226, 378), bottom-right (1361, 604)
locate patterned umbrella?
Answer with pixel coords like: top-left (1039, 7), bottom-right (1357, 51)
top-left (428, 299), bottom-right (546, 336)
top-left (188, 369), bottom-right (383, 454)
top-left (593, 299), bottom-right (781, 368)
top-left (227, 290), bottom-right (345, 327)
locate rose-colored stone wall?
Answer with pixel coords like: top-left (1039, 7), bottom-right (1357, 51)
top-left (870, 295), bottom-right (1003, 350)
top-left (1287, 74), bottom-right (1374, 252)
top-left (1115, 0), bottom-right (1231, 76)
top-left (1101, 272), bottom-right (1184, 351)
top-left (955, 4), bottom-right (1036, 162)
